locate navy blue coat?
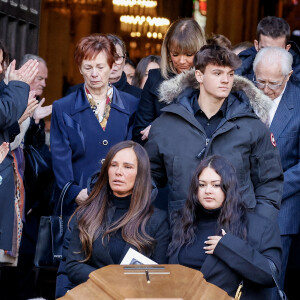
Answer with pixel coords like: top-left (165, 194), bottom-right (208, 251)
top-left (270, 80), bottom-right (300, 235)
top-left (50, 85), bottom-right (139, 213)
top-left (0, 80), bottom-right (29, 250)
top-left (169, 212), bottom-right (282, 300)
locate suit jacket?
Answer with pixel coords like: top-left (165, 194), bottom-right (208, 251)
top-left (270, 80), bottom-right (300, 235)
top-left (65, 207), bottom-right (170, 285)
top-left (169, 212), bottom-right (282, 300)
top-left (0, 80), bottom-right (29, 250)
top-left (50, 85), bottom-right (139, 213)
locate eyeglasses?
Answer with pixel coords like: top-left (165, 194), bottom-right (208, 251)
top-left (253, 76), bottom-right (287, 90)
top-left (115, 55), bottom-right (126, 65)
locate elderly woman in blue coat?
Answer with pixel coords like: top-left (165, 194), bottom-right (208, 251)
top-left (168, 155), bottom-right (282, 300)
top-left (51, 34), bottom-right (139, 213)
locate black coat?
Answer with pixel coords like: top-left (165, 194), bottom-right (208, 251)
top-left (65, 207), bottom-right (170, 285)
top-left (169, 212), bottom-right (282, 300)
top-left (145, 72), bottom-right (283, 219)
top-left (133, 69), bottom-right (175, 145)
top-left (0, 80), bottom-right (29, 250)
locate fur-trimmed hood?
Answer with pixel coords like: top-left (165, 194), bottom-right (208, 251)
top-left (158, 69), bottom-right (272, 124)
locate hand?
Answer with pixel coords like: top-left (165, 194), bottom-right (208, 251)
top-left (204, 229), bottom-right (226, 254)
top-left (140, 125), bottom-right (151, 141)
top-left (18, 91), bottom-right (39, 125)
top-left (32, 97), bottom-right (52, 124)
top-left (75, 188), bottom-right (89, 205)
top-left (8, 59), bottom-right (39, 84)
top-left (0, 142), bottom-right (9, 163)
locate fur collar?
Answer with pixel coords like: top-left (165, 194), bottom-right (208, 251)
top-left (158, 69), bottom-right (272, 124)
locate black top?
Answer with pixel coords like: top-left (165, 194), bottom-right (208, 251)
top-left (108, 194), bottom-right (131, 264)
top-left (191, 93), bottom-right (227, 138)
top-left (178, 206), bottom-right (220, 270)
top-left (113, 72), bottom-right (142, 99)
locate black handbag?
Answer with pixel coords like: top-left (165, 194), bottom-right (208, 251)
top-left (34, 181), bottom-right (73, 268)
top-left (268, 259), bottom-right (288, 300)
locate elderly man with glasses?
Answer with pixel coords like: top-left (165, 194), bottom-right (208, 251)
top-left (253, 46), bottom-right (300, 300)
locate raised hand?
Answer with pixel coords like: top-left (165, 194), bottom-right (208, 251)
top-left (8, 59), bottom-right (39, 84)
top-left (18, 91), bottom-right (39, 125)
top-left (32, 97), bottom-right (52, 124)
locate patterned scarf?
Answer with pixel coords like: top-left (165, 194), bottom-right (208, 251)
top-left (3, 149), bottom-right (24, 260)
top-left (85, 85), bottom-right (113, 131)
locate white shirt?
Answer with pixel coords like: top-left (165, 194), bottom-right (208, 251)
top-left (268, 84), bottom-right (287, 127)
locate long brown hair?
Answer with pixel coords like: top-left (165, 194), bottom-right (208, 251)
top-left (72, 141), bottom-right (154, 261)
top-left (168, 155), bottom-right (248, 255)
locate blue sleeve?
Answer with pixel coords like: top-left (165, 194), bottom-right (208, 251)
top-left (0, 81), bottom-right (29, 129)
top-left (50, 101), bottom-right (82, 204)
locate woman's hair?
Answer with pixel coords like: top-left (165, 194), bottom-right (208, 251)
top-left (206, 34), bottom-right (232, 50)
top-left (74, 34), bottom-right (117, 68)
top-left (73, 141), bottom-right (155, 261)
top-left (168, 155), bottom-right (248, 255)
top-left (0, 40), bottom-right (9, 74)
top-left (161, 18), bottom-right (206, 79)
top-left (131, 55), bottom-right (161, 88)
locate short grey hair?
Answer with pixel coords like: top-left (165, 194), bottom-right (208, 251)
top-left (253, 47), bottom-right (293, 76)
top-left (19, 54), bottom-right (47, 68)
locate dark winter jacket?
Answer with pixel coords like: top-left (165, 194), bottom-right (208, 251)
top-left (236, 46), bottom-right (300, 83)
top-left (0, 80), bottom-right (29, 250)
top-left (169, 212), bottom-right (282, 300)
top-left (145, 70), bottom-right (283, 219)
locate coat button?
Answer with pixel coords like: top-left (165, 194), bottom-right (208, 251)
top-left (102, 140), bottom-right (108, 146)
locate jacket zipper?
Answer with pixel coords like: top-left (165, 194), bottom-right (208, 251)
top-left (196, 138), bottom-right (210, 159)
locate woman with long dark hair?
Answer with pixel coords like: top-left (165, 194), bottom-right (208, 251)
top-left (131, 55), bottom-right (161, 89)
top-left (65, 141), bottom-right (169, 286)
top-left (168, 155), bottom-right (282, 299)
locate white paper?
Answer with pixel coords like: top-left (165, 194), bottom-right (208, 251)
top-left (120, 248), bottom-right (157, 265)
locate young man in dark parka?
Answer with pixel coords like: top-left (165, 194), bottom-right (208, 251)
top-left (145, 45), bottom-right (283, 221)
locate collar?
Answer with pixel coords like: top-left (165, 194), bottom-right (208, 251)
top-left (192, 94), bottom-right (228, 118)
top-left (272, 83), bottom-right (287, 105)
top-left (112, 72), bottom-right (127, 90)
top-left (71, 84), bottom-right (128, 115)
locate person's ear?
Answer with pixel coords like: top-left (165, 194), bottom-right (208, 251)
top-left (286, 70), bottom-right (293, 82)
top-left (285, 43), bottom-right (291, 51)
top-left (195, 69), bottom-right (204, 83)
top-left (254, 40), bottom-right (259, 52)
